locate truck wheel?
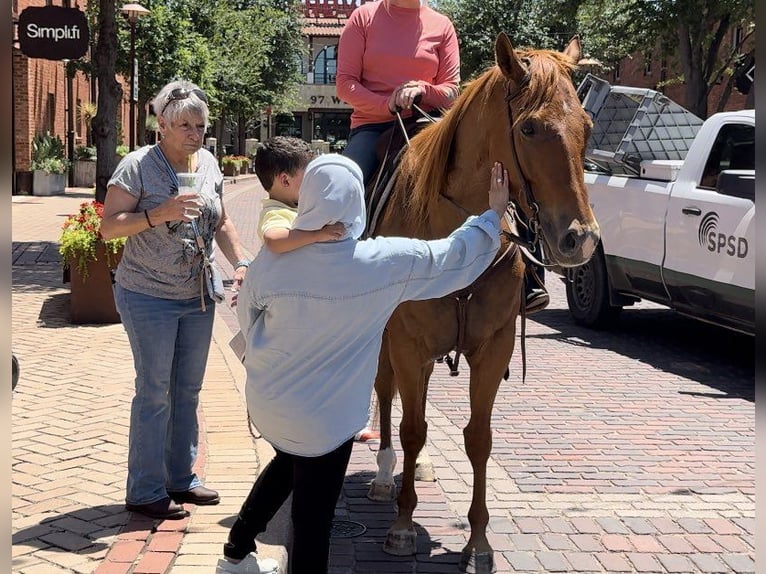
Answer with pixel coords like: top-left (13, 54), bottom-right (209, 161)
top-left (565, 247), bottom-right (621, 328)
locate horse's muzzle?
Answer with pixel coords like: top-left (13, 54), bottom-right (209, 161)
top-left (548, 220), bottom-right (600, 267)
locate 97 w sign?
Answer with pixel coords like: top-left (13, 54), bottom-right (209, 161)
top-left (18, 6), bottom-right (89, 61)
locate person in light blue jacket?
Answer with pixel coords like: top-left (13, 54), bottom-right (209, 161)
top-left (225, 153), bottom-right (509, 573)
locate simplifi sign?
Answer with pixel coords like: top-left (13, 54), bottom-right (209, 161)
top-left (18, 6), bottom-right (89, 60)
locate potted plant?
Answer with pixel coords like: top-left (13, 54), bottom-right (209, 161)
top-left (221, 155), bottom-right (238, 176)
top-left (31, 132), bottom-right (70, 196)
top-left (73, 145), bottom-right (97, 187)
top-left (59, 200), bottom-right (127, 324)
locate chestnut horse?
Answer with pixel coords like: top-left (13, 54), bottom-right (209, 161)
top-left (366, 34), bottom-right (600, 573)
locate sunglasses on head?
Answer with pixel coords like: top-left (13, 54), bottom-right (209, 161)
top-left (161, 88), bottom-right (208, 115)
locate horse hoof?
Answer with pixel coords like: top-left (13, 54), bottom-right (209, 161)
top-left (459, 550), bottom-right (496, 574)
top-left (367, 480), bottom-right (396, 501)
top-left (383, 528), bottom-right (417, 556)
top-left (414, 461), bottom-right (436, 482)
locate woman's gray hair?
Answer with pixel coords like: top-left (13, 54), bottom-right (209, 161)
top-left (152, 79), bottom-right (209, 127)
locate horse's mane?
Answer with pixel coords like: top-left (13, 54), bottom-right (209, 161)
top-left (397, 49), bottom-right (577, 227)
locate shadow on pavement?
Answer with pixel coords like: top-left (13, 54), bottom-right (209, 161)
top-left (530, 308), bottom-right (754, 402)
top-left (12, 504), bottom-right (129, 557)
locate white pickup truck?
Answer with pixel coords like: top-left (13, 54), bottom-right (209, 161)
top-left (564, 106), bottom-right (755, 335)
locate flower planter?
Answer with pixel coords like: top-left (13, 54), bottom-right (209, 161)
top-left (68, 242), bottom-right (122, 324)
top-left (223, 163), bottom-right (237, 176)
top-left (73, 160), bottom-right (96, 187)
top-left (33, 170), bottom-right (67, 196)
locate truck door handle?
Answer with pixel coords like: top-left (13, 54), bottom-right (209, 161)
top-left (682, 207), bottom-right (702, 216)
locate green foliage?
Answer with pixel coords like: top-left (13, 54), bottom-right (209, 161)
top-left (116, 144), bottom-right (130, 158)
top-left (32, 133), bottom-right (70, 173)
top-left (59, 201), bottom-right (126, 279)
top-left (75, 145), bottom-right (97, 161)
top-left (439, 0), bottom-right (583, 80)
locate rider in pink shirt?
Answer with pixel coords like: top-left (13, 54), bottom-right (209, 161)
top-left (336, 0), bottom-right (460, 183)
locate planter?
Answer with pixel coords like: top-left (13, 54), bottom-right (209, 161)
top-left (223, 163), bottom-right (237, 176)
top-left (33, 170), bottom-right (67, 196)
top-left (73, 160), bottom-right (96, 187)
top-left (67, 242), bottom-right (122, 324)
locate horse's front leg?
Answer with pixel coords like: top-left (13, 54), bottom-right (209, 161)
top-left (368, 331), bottom-right (398, 502)
top-left (383, 349), bottom-right (432, 556)
top-left (460, 326), bottom-right (516, 574)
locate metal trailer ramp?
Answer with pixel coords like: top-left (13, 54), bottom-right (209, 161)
top-left (577, 74), bottom-right (704, 174)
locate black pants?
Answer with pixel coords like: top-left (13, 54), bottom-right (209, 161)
top-left (229, 438), bottom-right (354, 574)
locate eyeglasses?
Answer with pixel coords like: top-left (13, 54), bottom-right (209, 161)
top-left (160, 88), bottom-right (208, 115)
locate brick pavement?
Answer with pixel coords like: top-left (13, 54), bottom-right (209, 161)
top-left (12, 179), bottom-right (755, 573)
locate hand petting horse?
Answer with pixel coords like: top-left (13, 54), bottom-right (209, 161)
top-left (367, 33), bottom-right (600, 574)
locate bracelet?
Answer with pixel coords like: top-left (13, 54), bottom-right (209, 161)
top-left (234, 259), bottom-right (251, 269)
top-left (144, 209), bottom-right (155, 228)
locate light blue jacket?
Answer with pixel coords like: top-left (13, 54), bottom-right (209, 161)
top-left (237, 154), bottom-right (502, 456)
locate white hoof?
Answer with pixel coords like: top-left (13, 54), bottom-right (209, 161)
top-left (367, 479), bottom-right (396, 501)
top-left (383, 527), bottom-right (417, 556)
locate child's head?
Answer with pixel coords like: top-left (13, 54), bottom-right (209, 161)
top-left (253, 136), bottom-right (314, 204)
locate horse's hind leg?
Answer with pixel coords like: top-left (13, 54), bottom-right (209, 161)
top-left (460, 327), bottom-right (516, 574)
top-left (368, 332), bottom-right (398, 502)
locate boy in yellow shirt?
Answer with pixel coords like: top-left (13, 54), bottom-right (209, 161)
top-left (254, 137), bottom-right (344, 252)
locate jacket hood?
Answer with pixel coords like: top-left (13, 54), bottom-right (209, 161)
top-left (293, 154), bottom-right (366, 240)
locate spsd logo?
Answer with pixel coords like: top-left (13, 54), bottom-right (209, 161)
top-left (698, 211), bottom-right (748, 258)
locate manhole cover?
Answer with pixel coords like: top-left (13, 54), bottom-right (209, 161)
top-left (330, 519), bottom-right (367, 538)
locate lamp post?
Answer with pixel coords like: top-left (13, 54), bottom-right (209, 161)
top-left (121, 2), bottom-right (150, 151)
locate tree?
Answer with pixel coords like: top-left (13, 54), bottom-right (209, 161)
top-left (115, 0), bottom-right (216, 147)
top-left (438, 0), bottom-right (583, 80)
top-left (208, 0), bottom-right (304, 154)
top-left (577, 0), bottom-right (754, 117)
top-left (91, 0), bottom-right (121, 203)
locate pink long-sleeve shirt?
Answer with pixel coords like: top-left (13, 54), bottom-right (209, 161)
top-left (336, 1), bottom-right (461, 129)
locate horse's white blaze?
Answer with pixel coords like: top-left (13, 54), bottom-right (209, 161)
top-left (375, 446), bottom-right (397, 484)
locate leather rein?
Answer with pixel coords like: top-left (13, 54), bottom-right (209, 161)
top-left (374, 77), bottom-right (550, 382)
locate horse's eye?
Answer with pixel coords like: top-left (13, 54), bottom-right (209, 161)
top-left (520, 122), bottom-right (535, 136)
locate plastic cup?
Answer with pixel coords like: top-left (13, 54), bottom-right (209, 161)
top-left (177, 172), bottom-right (202, 219)
top-left (177, 172), bottom-right (201, 195)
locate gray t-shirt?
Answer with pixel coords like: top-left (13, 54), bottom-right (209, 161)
top-left (107, 145), bottom-right (224, 300)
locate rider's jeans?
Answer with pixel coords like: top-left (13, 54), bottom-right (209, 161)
top-left (343, 120), bottom-right (395, 184)
top-left (114, 283), bottom-right (215, 505)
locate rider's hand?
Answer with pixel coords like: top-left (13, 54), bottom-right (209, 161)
top-left (388, 81), bottom-right (425, 113)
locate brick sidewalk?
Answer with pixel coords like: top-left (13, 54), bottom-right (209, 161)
top-left (12, 179), bottom-right (755, 573)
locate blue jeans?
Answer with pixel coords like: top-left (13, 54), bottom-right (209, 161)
top-left (114, 284), bottom-right (215, 505)
top-left (343, 120), bottom-right (395, 184)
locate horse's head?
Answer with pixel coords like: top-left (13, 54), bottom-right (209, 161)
top-left (494, 33), bottom-right (600, 268)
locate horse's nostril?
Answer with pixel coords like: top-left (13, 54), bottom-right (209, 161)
top-left (560, 231), bottom-right (579, 254)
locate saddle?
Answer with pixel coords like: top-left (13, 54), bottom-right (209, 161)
top-left (363, 114), bottom-right (436, 239)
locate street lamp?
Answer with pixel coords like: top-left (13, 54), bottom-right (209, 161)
top-left (121, 2), bottom-right (150, 150)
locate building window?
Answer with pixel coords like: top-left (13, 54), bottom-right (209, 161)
top-left (45, 93), bottom-right (56, 134)
top-left (733, 26), bottom-right (743, 54)
top-left (643, 52), bottom-right (652, 76)
top-left (613, 62), bottom-right (620, 82)
top-left (313, 44), bottom-right (337, 85)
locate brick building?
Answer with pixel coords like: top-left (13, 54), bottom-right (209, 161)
top-left (607, 26), bottom-right (754, 116)
top-left (12, 0), bottom-right (130, 194)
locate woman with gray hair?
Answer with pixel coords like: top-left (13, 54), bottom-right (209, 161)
top-left (101, 80), bottom-right (251, 521)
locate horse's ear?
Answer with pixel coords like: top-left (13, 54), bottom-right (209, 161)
top-left (495, 32), bottom-right (528, 84)
top-left (563, 35), bottom-right (582, 64)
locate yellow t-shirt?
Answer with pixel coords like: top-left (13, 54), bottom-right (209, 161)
top-left (258, 198), bottom-right (298, 242)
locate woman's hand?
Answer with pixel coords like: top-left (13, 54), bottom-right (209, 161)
top-left (153, 193), bottom-right (203, 223)
top-left (489, 162), bottom-right (510, 218)
top-left (316, 222), bottom-right (346, 242)
top-left (388, 81), bottom-right (425, 113)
